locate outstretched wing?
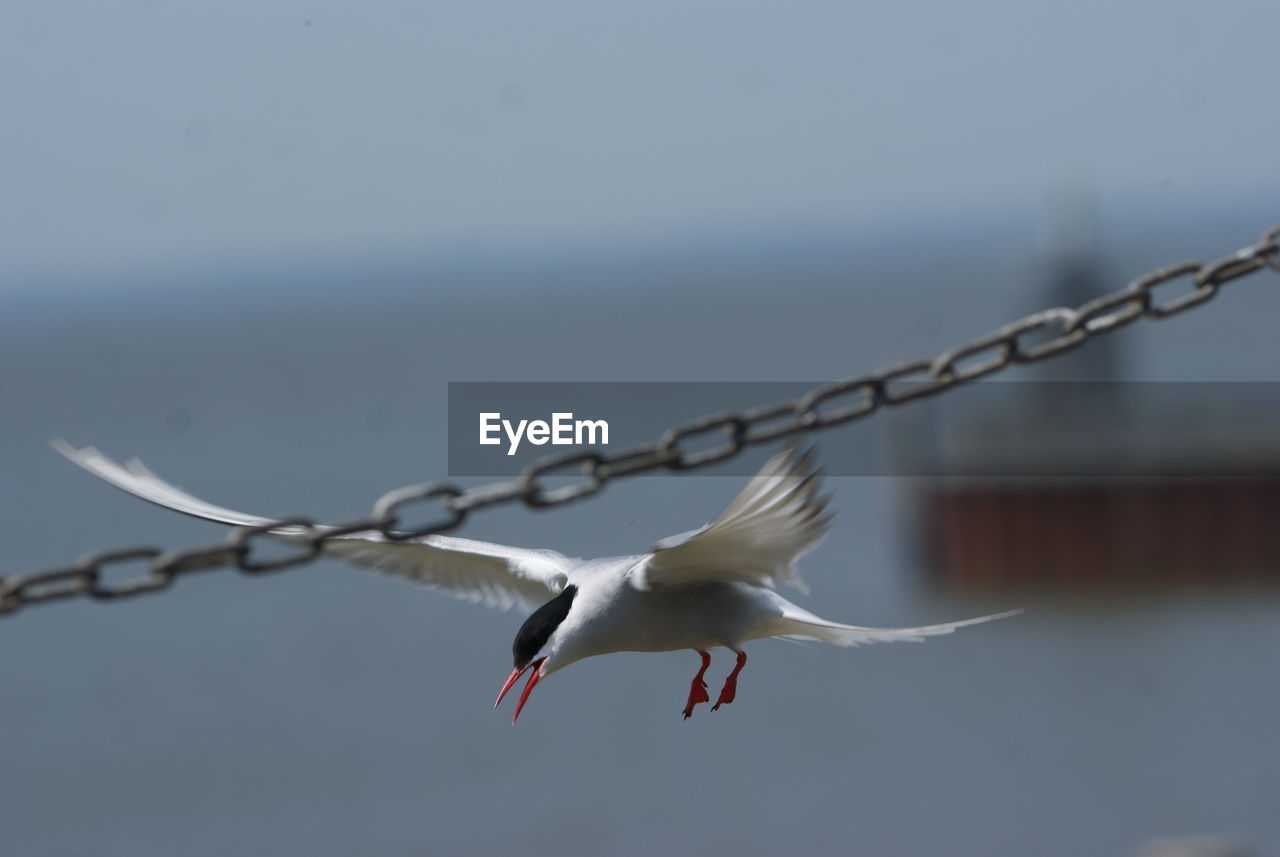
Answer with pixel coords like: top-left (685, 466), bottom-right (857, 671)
top-left (629, 445), bottom-right (831, 593)
top-left (53, 441), bottom-right (572, 612)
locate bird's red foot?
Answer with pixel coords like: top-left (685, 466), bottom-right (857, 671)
top-left (712, 650), bottom-right (747, 711)
top-left (682, 650), bottom-right (712, 719)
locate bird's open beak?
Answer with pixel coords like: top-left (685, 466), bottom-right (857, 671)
top-left (494, 657), bottom-right (546, 725)
top-left (495, 664), bottom-right (530, 708)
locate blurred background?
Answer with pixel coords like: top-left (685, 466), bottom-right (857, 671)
top-left (3, 2), bottom-right (1279, 856)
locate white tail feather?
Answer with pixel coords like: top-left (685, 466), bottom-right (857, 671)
top-left (776, 608), bottom-right (1023, 647)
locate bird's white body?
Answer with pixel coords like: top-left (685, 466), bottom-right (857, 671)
top-left (542, 566), bottom-right (779, 670)
top-left (54, 441), bottom-right (1018, 721)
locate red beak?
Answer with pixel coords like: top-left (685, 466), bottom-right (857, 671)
top-left (495, 664), bottom-right (529, 709)
top-left (494, 658), bottom-right (546, 725)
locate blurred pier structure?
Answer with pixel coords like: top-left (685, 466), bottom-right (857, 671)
top-left (913, 197), bottom-right (1280, 592)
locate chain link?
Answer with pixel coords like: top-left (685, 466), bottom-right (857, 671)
top-left (2, 223), bottom-right (1277, 618)
top-left (522, 450), bottom-right (608, 507)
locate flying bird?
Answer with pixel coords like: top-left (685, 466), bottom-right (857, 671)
top-left (54, 441), bottom-right (1019, 723)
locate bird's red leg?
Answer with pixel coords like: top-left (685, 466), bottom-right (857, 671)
top-left (712, 650), bottom-right (747, 711)
top-left (682, 649), bottom-right (712, 720)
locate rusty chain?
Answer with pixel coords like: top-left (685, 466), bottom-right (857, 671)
top-left (2, 222), bottom-right (1277, 618)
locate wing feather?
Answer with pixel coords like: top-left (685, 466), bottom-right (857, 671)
top-left (630, 445), bottom-right (831, 592)
top-left (52, 440), bottom-right (570, 612)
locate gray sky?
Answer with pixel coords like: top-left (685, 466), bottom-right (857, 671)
top-left (3, 0), bottom-right (1277, 284)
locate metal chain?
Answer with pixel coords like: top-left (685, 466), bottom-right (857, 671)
top-left (2, 223), bottom-right (1277, 618)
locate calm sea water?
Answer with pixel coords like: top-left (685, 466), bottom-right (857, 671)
top-left (3, 213), bottom-right (1279, 857)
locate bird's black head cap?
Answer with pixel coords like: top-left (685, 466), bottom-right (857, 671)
top-left (512, 584), bottom-right (577, 669)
